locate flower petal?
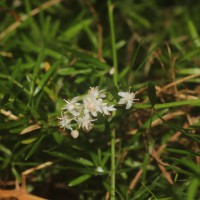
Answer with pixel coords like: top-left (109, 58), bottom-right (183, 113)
top-left (118, 98), bottom-right (126, 105)
top-left (126, 100), bottom-right (133, 109)
top-left (118, 92), bottom-right (126, 97)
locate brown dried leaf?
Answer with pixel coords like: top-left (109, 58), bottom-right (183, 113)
top-left (0, 188), bottom-right (47, 200)
top-left (20, 124), bottom-right (41, 135)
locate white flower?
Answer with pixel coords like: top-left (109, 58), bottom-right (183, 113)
top-left (109, 67), bottom-right (115, 75)
top-left (100, 103), bottom-right (116, 115)
top-left (58, 114), bottom-right (72, 130)
top-left (96, 166), bottom-right (104, 173)
top-left (88, 86), bottom-right (106, 99)
top-left (83, 95), bottom-right (102, 117)
top-left (118, 91), bottom-right (136, 109)
top-left (71, 130), bottom-right (79, 139)
top-left (63, 97), bottom-right (81, 116)
top-left (77, 114), bottom-right (95, 132)
top-left (59, 86), bottom-right (138, 136)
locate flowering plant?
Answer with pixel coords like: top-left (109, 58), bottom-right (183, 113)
top-left (59, 86), bottom-right (138, 138)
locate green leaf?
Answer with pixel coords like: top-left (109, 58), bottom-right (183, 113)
top-left (46, 151), bottom-right (94, 167)
top-left (106, 78), bottom-right (119, 99)
top-left (101, 153), bottom-right (110, 168)
top-left (187, 18), bottom-right (200, 47)
top-left (52, 132), bottom-right (64, 145)
top-left (161, 165), bottom-right (192, 176)
top-left (33, 59), bottom-right (61, 96)
top-left (68, 174), bottom-right (91, 187)
top-left (21, 137), bottom-right (38, 144)
top-left (0, 93), bottom-right (10, 107)
top-left (89, 152), bottom-right (99, 167)
top-left (77, 157), bottom-right (94, 167)
top-left (165, 148), bottom-right (200, 156)
top-left (25, 135), bottom-right (45, 161)
top-left (148, 82), bottom-right (156, 107)
top-left (178, 68), bottom-right (200, 75)
top-left (58, 68), bottom-right (92, 76)
top-left (167, 157), bottom-right (200, 175)
top-left (128, 12), bottom-right (151, 28)
top-left (31, 48), bottom-right (45, 94)
top-left (0, 74), bottom-right (30, 95)
top-left (68, 49), bottom-right (110, 70)
top-left (133, 99), bottom-right (200, 110)
top-left (0, 144), bottom-right (12, 156)
top-left (93, 124), bottom-right (105, 132)
top-left (142, 154), bottom-right (150, 181)
top-left (59, 19), bottom-right (93, 41)
top-left (187, 178), bottom-right (200, 200)
top-left (0, 119), bottom-right (27, 130)
top-left (11, 165), bottom-right (20, 180)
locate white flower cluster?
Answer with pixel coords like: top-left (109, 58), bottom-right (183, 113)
top-left (59, 86), bottom-right (137, 138)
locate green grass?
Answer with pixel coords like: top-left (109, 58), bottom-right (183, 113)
top-left (0, 0), bottom-right (200, 199)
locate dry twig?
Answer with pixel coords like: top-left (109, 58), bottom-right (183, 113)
top-left (0, 0), bottom-right (62, 41)
top-left (83, 0), bottom-right (103, 59)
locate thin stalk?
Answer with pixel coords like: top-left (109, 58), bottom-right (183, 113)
top-left (108, 0), bottom-right (118, 86)
top-left (110, 129), bottom-right (116, 199)
top-left (108, 0), bottom-right (117, 199)
top-left (133, 99), bottom-right (200, 110)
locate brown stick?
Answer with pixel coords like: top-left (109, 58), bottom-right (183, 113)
top-left (128, 122), bottom-right (188, 191)
top-left (128, 169), bottom-right (143, 191)
top-left (83, 0), bottom-right (103, 59)
top-left (152, 150), bottom-right (174, 185)
top-left (157, 73), bottom-right (200, 95)
top-left (0, 109), bottom-right (19, 120)
top-left (0, 0), bottom-right (62, 41)
top-left (21, 161), bottom-right (53, 190)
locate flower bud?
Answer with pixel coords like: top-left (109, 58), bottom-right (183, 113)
top-left (71, 130), bottom-right (79, 139)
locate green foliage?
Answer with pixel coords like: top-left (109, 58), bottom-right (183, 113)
top-left (148, 82), bottom-right (157, 107)
top-left (0, 0), bottom-right (200, 199)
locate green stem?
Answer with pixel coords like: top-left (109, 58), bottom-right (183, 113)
top-left (134, 99), bottom-right (200, 110)
top-left (110, 129), bottom-right (116, 199)
top-left (108, 0), bottom-right (118, 86)
top-left (108, 0), bottom-right (117, 199)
